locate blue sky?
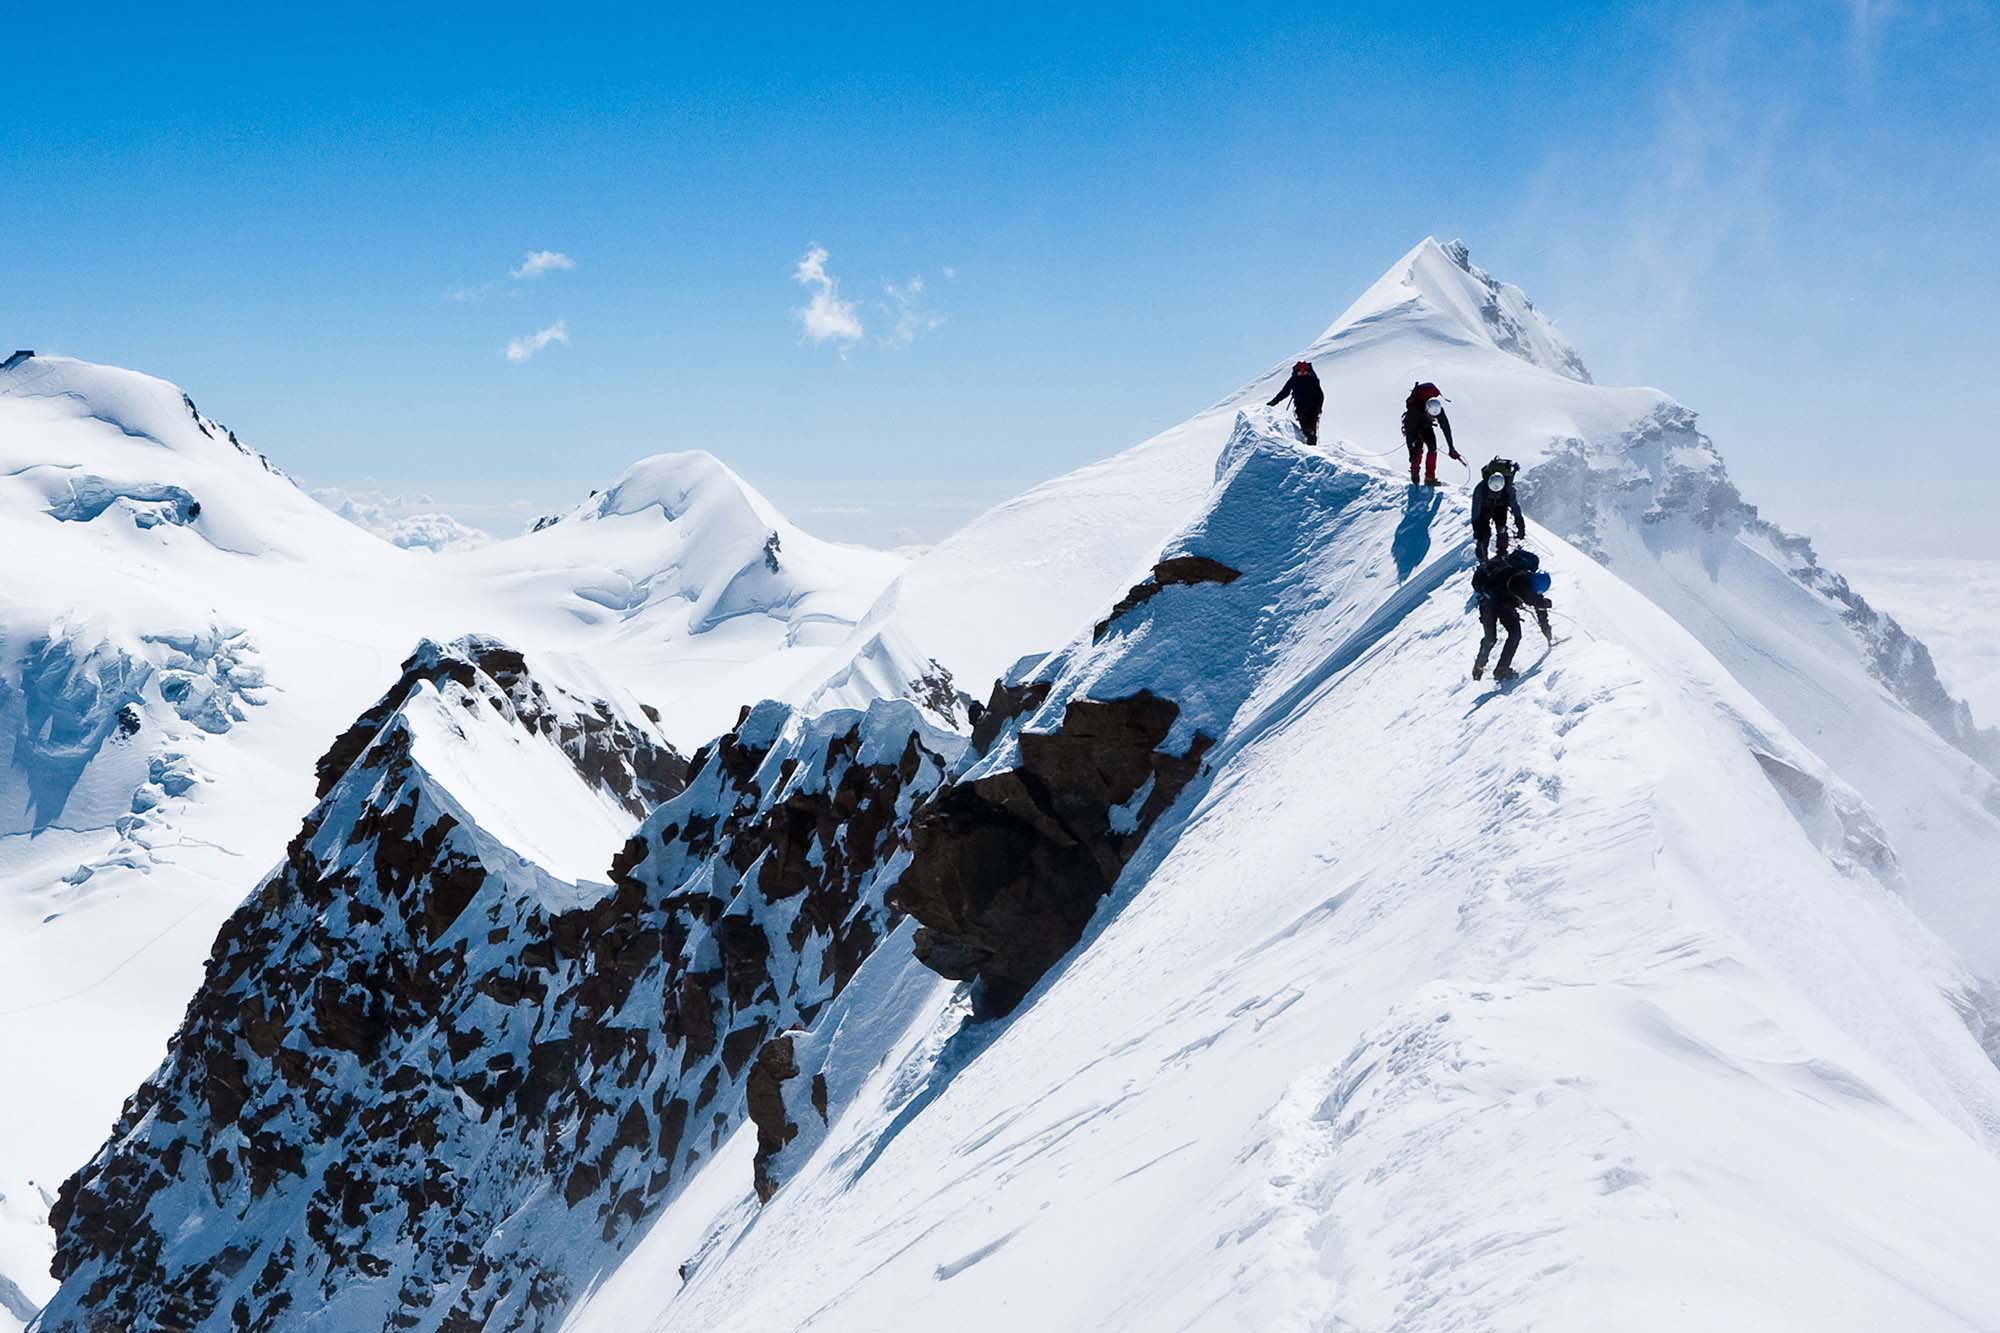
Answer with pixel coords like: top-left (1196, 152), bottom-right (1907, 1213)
top-left (4, 2), bottom-right (1995, 553)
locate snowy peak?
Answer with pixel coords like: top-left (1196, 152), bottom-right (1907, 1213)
top-left (1314, 237), bottom-right (1592, 384)
top-left (37, 636), bottom-right (692, 1333)
top-left (38, 674), bottom-right (957, 1332)
top-left (572, 412), bottom-right (2000, 1333)
top-left (311, 636), bottom-right (687, 850)
top-left (0, 355), bottom-right (278, 468)
top-left (0, 353), bottom-right (387, 561)
top-left (569, 449), bottom-right (785, 532)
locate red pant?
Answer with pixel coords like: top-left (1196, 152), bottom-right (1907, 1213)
top-left (1406, 439), bottom-right (1438, 483)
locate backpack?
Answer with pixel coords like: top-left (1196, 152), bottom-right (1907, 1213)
top-left (1473, 548), bottom-right (1539, 601)
top-left (1402, 382), bottom-right (1441, 436)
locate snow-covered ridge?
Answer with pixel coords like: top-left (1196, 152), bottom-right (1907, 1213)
top-left (15, 236), bottom-right (2000, 1332)
top-left (34, 639), bottom-right (958, 1331)
top-left (0, 355), bottom-right (907, 1322)
top-left (576, 415), bottom-right (2000, 1333)
top-left (0, 355), bottom-right (286, 477)
top-left (34, 637), bottom-right (689, 1332)
top-left (808, 237), bottom-right (1998, 970)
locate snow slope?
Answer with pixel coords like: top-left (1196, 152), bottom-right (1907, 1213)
top-left (0, 357), bottom-right (900, 1321)
top-left (574, 418), bottom-right (2000, 1333)
top-left (14, 237), bottom-right (2000, 1330)
top-left (798, 236), bottom-right (2000, 982)
top-left (32, 642), bottom-right (955, 1332)
top-left (448, 451), bottom-right (905, 743)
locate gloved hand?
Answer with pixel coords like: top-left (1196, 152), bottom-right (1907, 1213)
top-left (1515, 522), bottom-right (1527, 540)
top-left (1449, 448), bottom-right (1464, 462)
top-left (1536, 607), bottom-right (1553, 642)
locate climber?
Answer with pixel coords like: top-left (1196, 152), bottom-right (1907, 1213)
top-left (1472, 457), bottom-right (1527, 561)
top-left (1471, 547), bottom-right (1553, 682)
top-left (1402, 381), bottom-right (1463, 486)
top-left (1268, 360), bottom-right (1325, 447)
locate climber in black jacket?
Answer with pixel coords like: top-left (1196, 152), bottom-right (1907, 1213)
top-left (1472, 457), bottom-right (1527, 561)
top-left (1268, 361), bottom-right (1325, 447)
top-left (1472, 548), bottom-right (1553, 682)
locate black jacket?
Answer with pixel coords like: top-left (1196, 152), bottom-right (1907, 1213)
top-left (1472, 555), bottom-right (1550, 611)
top-left (1471, 479), bottom-right (1525, 532)
top-left (1269, 370), bottom-right (1325, 415)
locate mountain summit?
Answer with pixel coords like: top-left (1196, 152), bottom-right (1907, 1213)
top-left (14, 241), bottom-right (2000, 1333)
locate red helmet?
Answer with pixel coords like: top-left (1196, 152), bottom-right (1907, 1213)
top-left (1294, 361), bottom-right (1313, 375)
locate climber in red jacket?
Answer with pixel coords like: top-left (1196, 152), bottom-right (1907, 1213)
top-left (1401, 381), bottom-right (1463, 485)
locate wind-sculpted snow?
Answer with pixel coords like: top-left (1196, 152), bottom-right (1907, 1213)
top-left (17, 241), bottom-right (2000, 1331)
top-left (37, 639), bottom-right (959, 1332)
top-left (803, 236), bottom-right (2000, 978)
top-left (571, 421), bottom-right (2000, 1333)
top-left (42, 476), bottom-right (202, 529)
top-left (890, 419), bottom-right (1471, 1016)
top-left (1521, 403), bottom-right (1998, 774)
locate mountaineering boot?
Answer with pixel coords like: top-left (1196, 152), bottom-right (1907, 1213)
top-left (1423, 476), bottom-right (1442, 487)
top-left (1492, 665), bottom-right (1519, 682)
top-left (1472, 665), bottom-right (1485, 680)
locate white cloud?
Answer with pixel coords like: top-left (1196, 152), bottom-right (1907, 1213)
top-left (504, 320), bottom-right (570, 362)
top-left (942, 265), bottom-right (958, 280)
top-left (882, 276), bottom-right (944, 346)
top-left (511, 250), bottom-right (576, 280)
top-left (310, 486), bottom-right (494, 552)
top-left (444, 280), bottom-right (497, 303)
top-left (794, 244), bottom-right (864, 347)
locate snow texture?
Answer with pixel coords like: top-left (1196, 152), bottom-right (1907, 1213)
top-left (9, 236), bottom-right (2000, 1331)
top-left (574, 416), bottom-right (2000, 1333)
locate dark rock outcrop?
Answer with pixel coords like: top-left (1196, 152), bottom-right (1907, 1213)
top-left (1094, 555), bottom-right (1241, 641)
top-left (892, 689), bottom-right (1211, 1016)
top-left (313, 637), bottom-right (685, 813)
top-left (40, 644), bottom-right (954, 1332)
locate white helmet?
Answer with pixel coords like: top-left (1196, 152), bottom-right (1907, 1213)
top-left (1425, 397), bottom-right (1444, 417)
top-left (1486, 472), bottom-right (1506, 492)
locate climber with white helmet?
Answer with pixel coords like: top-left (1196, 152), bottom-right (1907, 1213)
top-left (1472, 456), bottom-right (1527, 561)
top-left (1401, 381), bottom-right (1462, 485)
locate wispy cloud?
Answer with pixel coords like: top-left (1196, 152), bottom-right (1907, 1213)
top-left (881, 276), bottom-right (944, 346)
top-left (504, 320), bottom-right (570, 362)
top-left (445, 248), bottom-right (577, 302)
top-left (511, 249), bottom-right (576, 280)
top-left (794, 244), bottom-right (865, 348)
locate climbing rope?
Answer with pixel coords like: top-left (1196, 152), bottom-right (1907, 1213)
top-left (1334, 436), bottom-right (1409, 460)
top-left (1545, 607), bottom-right (1601, 644)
